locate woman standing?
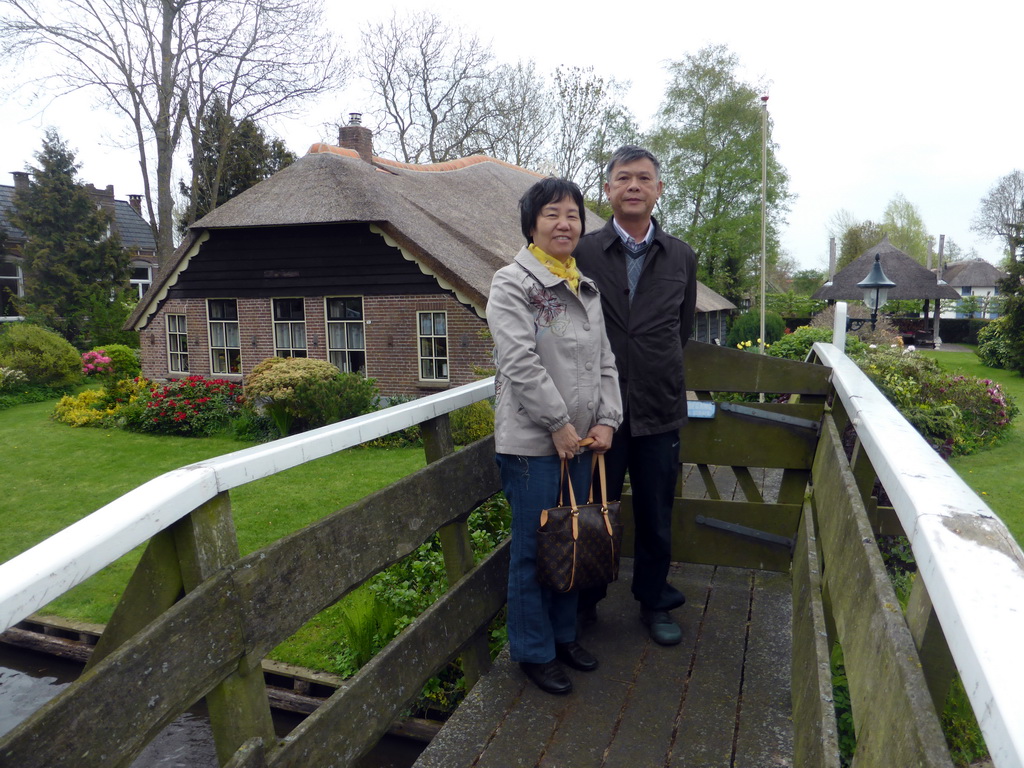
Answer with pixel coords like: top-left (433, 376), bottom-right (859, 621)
top-left (487, 178), bottom-right (622, 695)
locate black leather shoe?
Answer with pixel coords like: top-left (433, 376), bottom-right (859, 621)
top-left (640, 608), bottom-right (682, 646)
top-left (555, 641), bottom-right (599, 671)
top-left (520, 660), bottom-right (572, 695)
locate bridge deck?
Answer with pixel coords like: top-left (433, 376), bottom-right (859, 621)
top-left (413, 558), bottom-right (792, 768)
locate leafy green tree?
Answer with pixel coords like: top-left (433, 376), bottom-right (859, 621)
top-left (650, 45), bottom-right (792, 304)
top-left (10, 129), bottom-right (133, 347)
top-left (996, 223), bottom-right (1024, 374)
top-left (838, 220), bottom-right (885, 269)
top-left (179, 97), bottom-right (296, 234)
top-left (791, 268), bottom-right (827, 296)
top-left (883, 193), bottom-right (930, 264)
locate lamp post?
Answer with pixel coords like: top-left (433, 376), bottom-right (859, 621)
top-left (856, 253), bottom-right (896, 331)
top-left (758, 94), bottom-right (768, 355)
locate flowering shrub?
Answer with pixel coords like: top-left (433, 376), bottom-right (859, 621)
top-left (53, 388), bottom-right (117, 427)
top-left (81, 350), bottom-right (114, 377)
top-left (726, 310), bottom-right (786, 349)
top-left (244, 357), bottom-right (377, 437)
top-left (121, 376), bottom-right (243, 437)
top-left (855, 346), bottom-right (1018, 457)
top-left (766, 326), bottom-right (868, 361)
top-left (0, 366), bottom-right (28, 392)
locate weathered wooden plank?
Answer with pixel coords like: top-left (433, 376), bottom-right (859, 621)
top-left (230, 436), bottom-right (501, 659)
top-left (266, 542), bottom-right (509, 767)
top-left (673, 499), bottom-right (800, 573)
top-left (669, 567), bottom-right (752, 767)
top-left (599, 563), bottom-right (710, 768)
top-left (905, 577), bottom-right (956, 716)
top-left (224, 738), bottom-right (268, 768)
top-left (733, 465), bottom-right (764, 502)
top-left (0, 575), bottom-right (250, 768)
top-left (734, 569), bottom-right (793, 768)
top-left (812, 416), bottom-right (953, 768)
top-left (680, 406), bottom-right (821, 469)
top-left (685, 340), bottom-right (833, 396)
top-left (84, 529), bottom-right (183, 671)
top-left (791, 504), bottom-right (841, 768)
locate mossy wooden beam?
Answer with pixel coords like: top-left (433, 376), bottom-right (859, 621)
top-left (679, 404), bottom-right (822, 469)
top-left (812, 416), bottom-right (953, 768)
top-left (791, 502), bottom-right (841, 768)
top-left (684, 340), bottom-right (832, 396)
top-left (265, 543), bottom-right (510, 767)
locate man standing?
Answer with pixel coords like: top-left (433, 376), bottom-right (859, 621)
top-left (573, 145), bottom-right (697, 645)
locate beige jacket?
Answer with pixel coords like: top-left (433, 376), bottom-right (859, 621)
top-left (487, 247), bottom-right (622, 456)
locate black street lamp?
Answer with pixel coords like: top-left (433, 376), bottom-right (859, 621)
top-left (857, 253), bottom-right (896, 331)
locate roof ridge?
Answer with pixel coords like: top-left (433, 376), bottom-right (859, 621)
top-left (305, 143), bottom-right (544, 176)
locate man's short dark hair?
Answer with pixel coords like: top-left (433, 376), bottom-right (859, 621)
top-left (519, 177), bottom-right (586, 243)
top-left (606, 145), bottom-right (661, 180)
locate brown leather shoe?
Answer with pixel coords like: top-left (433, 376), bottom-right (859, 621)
top-left (555, 641), bottom-right (599, 671)
top-left (520, 660), bottom-right (572, 694)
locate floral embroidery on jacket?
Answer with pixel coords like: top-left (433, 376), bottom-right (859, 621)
top-left (527, 284), bottom-right (569, 336)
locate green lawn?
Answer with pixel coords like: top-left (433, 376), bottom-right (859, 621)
top-left (1, 399), bottom-right (426, 624)
top-left (921, 349), bottom-right (1024, 546)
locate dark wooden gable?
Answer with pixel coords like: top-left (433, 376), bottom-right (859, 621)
top-left (167, 222), bottom-right (445, 299)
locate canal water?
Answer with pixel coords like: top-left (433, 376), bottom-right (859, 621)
top-left (0, 645), bottom-right (424, 767)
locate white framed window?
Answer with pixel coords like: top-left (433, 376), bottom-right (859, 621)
top-left (417, 311), bottom-right (448, 381)
top-left (273, 298), bottom-right (307, 358)
top-left (167, 314), bottom-right (189, 373)
top-left (1, 260), bottom-right (23, 318)
top-left (207, 299), bottom-right (241, 375)
top-left (326, 296), bottom-right (365, 373)
top-left (130, 263), bottom-right (153, 299)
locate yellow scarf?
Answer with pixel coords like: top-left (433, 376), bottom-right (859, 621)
top-left (529, 243), bottom-right (580, 293)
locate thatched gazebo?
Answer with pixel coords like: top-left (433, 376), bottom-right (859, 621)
top-left (812, 236), bottom-right (961, 343)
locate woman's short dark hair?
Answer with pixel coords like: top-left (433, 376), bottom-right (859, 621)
top-left (519, 177), bottom-right (586, 243)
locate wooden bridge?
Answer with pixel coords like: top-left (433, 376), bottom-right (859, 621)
top-left (2, 313), bottom-right (1023, 768)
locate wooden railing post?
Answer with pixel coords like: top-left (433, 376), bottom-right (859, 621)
top-left (906, 577), bottom-right (956, 715)
top-left (422, 414), bottom-right (492, 688)
top-left (173, 491), bottom-right (275, 767)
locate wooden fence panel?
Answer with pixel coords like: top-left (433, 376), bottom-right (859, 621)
top-left (812, 416), bottom-right (953, 768)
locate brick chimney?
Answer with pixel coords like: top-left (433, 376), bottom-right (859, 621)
top-left (11, 171), bottom-right (29, 193)
top-left (338, 112), bottom-right (374, 163)
top-left (128, 194), bottom-right (143, 215)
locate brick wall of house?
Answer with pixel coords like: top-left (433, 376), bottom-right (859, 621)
top-left (139, 293), bottom-right (492, 397)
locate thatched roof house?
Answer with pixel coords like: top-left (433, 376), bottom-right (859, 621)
top-left (812, 236), bottom-right (961, 304)
top-left (127, 126), bottom-right (734, 394)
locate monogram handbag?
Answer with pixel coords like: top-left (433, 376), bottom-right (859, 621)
top-left (536, 450), bottom-right (623, 593)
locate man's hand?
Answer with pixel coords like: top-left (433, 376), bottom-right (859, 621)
top-left (584, 424), bottom-right (614, 453)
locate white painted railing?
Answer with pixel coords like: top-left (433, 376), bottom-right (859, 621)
top-left (0, 378), bottom-right (495, 634)
top-left (816, 329), bottom-right (1024, 768)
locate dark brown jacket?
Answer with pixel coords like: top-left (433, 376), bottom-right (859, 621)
top-left (573, 218), bottom-right (697, 436)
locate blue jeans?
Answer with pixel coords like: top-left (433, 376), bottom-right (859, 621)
top-left (497, 453), bottom-right (593, 663)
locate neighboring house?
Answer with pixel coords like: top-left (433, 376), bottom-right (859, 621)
top-left (939, 259), bottom-right (1008, 319)
top-left (126, 119), bottom-right (735, 396)
top-left (0, 172), bottom-right (157, 320)
top-left (812, 236), bottom-right (961, 341)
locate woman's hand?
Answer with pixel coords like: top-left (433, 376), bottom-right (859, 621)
top-left (585, 424), bottom-right (614, 454)
top-left (552, 423), bottom-right (582, 460)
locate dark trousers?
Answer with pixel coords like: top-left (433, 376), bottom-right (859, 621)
top-left (580, 415), bottom-right (685, 612)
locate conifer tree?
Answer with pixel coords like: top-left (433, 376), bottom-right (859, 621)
top-left (10, 129), bottom-right (132, 347)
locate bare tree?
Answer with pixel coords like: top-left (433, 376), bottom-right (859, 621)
top-left (972, 169), bottom-right (1024, 259)
top-left (551, 66), bottom-right (620, 196)
top-left (486, 60), bottom-right (554, 170)
top-left (1, 0), bottom-right (346, 264)
top-left (360, 11), bottom-right (496, 164)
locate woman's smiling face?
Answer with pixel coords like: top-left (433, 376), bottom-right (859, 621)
top-left (530, 196), bottom-right (582, 261)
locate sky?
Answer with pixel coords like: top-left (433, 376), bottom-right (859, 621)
top-left (2, 0), bottom-right (1022, 272)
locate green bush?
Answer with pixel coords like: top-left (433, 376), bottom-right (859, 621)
top-left (976, 318), bottom-right (1013, 369)
top-left (0, 323), bottom-right (81, 388)
top-left (726, 310), bottom-right (786, 349)
top-left (244, 357), bottom-right (378, 437)
top-left (450, 400), bottom-right (494, 444)
top-left (766, 326), bottom-right (868, 361)
top-left (87, 344), bottom-right (141, 379)
top-left (855, 346), bottom-right (1018, 457)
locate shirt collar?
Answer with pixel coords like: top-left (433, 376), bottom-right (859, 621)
top-left (612, 217), bottom-right (655, 250)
